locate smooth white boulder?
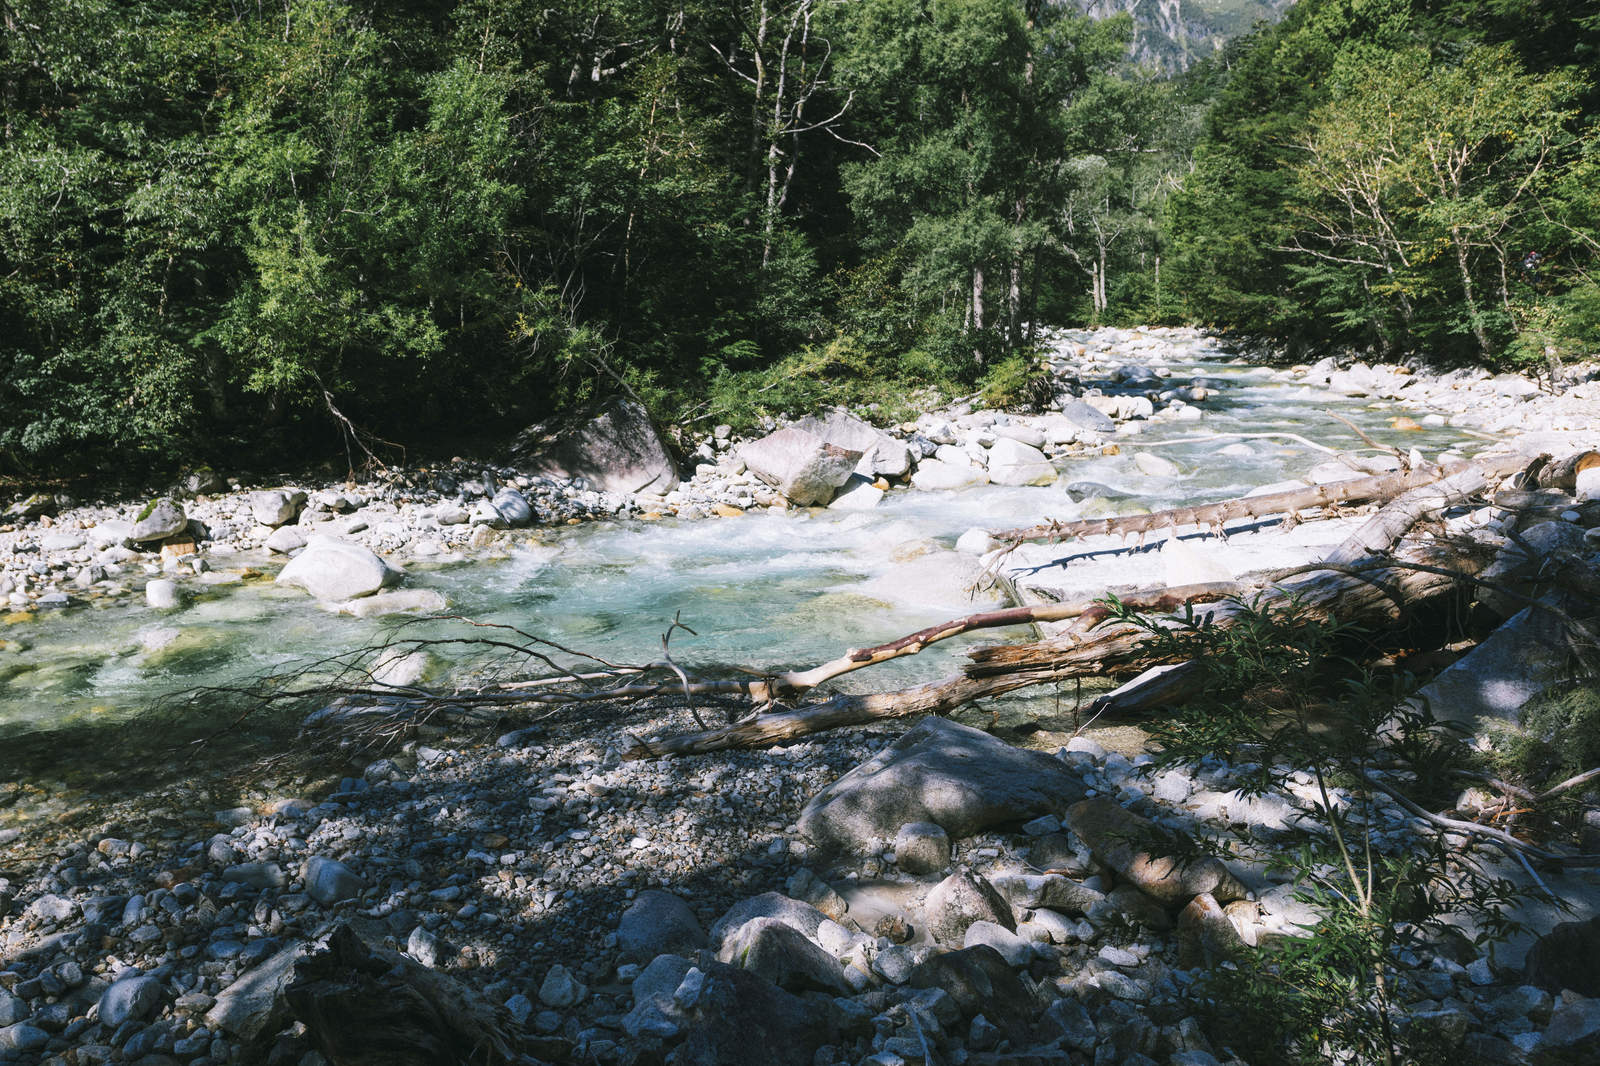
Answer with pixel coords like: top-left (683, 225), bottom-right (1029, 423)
top-left (740, 427), bottom-right (862, 506)
top-left (827, 475), bottom-right (885, 511)
top-left (911, 459), bottom-right (990, 492)
top-left (1133, 452), bottom-right (1181, 478)
top-left (986, 438), bottom-right (1057, 486)
top-left (275, 536), bottom-right (400, 601)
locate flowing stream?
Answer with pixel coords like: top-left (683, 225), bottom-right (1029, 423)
top-left (0, 337), bottom-right (1486, 801)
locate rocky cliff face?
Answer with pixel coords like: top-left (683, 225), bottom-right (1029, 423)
top-left (1062, 0), bottom-right (1294, 71)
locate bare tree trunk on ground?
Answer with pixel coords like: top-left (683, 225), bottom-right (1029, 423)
top-left (989, 454), bottom-right (1526, 554)
top-left (623, 452), bottom-right (1535, 758)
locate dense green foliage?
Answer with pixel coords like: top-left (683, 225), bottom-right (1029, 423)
top-left (1166, 0), bottom-right (1600, 365)
top-left (0, 0), bottom-right (1182, 475)
top-left (3, 0), bottom-right (1595, 477)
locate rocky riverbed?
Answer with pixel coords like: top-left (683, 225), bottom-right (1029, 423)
top-left (3, 326), bottom-right (1600, 1066)
top-left (2, 698), bottom-right (1597, 1066)
top-left (3, 326), bottom-right (1597, 617)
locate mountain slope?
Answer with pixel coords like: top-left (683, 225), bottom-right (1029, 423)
top-left (1064, 0), bottom-right (1295, 70)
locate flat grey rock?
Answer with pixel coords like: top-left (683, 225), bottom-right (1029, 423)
top-left (1414, 599), bottom-right (1576, 727)
top-left (205, 941), bottom-right (306, 1039)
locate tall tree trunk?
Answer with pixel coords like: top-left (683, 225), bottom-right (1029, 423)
top-left (1451, 225), bottom-right (1493, 359)
top-left (1008, 193), bottom-right (1026, 347)
top-left (1026, 245), bottom-right (1042, 345)
top-left (966, 262), bottom-right (979, 332)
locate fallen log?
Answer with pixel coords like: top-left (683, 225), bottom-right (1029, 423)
top-left (986, 456), bottom-right (1501, 551)
top-left (621, 538), bottom-right (1497, 759)
top-left (746, 580), bottom-right (1242, 701)
top-left (1528, 450), bottom-right (1600, 494)
top-left (624, 452), bottom-right (1539, 758)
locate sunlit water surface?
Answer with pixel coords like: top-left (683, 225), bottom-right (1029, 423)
top-left (0, 347), bottom-right (1485, 787)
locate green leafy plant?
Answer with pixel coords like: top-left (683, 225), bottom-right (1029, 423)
top-left (1495, 685), bottom-right (1600, 801)
top-left (1100, 594), bottom-right (1525, 1066)
top-left (977, 349), bottom-right (1055, 410)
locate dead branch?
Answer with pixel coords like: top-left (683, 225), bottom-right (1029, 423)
top-left (626, 453), bottom-right (1541, 756)
top-left (1537, 766), bottom-right (1600, 803)
top-left (1323, 452), bottom-right (1528, 566)
top-left (1363, 771), bottom-right (1600, 869)
top-left (1528, 450), bottom-right (1600, 494)
top-left (748, 581), bottom-right (1242, 700)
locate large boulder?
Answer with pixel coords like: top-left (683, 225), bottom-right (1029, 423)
top-left (1175, 892), bottom-right (1248, 967)
top-left (1055, 401), bottom-right (1115, 435)
top-left (674, 961), bottom-right (835, 1066)
top-left (275, 537), bottom-right (400, 601)
top-left (716, 917), bottom-right (851, 995)
top-left (1066, 797), bottom-right (1247, 908)
top-left (910, 459), bottom-right (989, 491)
top-left (130, 497), bottom-right (187, 542)
top-left (618, 890), bottom-right (708, 963)
top-left (98, 973), bottom-right (164, 1027)
top-left (907, 946), bottom-right (1038, 1040)
top-left (709, 892), bottom-right (829, 949)
top-left (515, 397), bottom-right (679, 495)
top-left (3, 493), bottom-right (57, 521)
top-left (1412, 599), bottom-right (1575, 727)
top-left (799, 717), bottom-right (1088, 855)
top-left (1524, 915), bottom-right (1600, 997)
top-left (740, 427), bottom-right (862, 506)
top-left (490, 488), bottom-right (532, 527)
top-left (985, 438), bottom-right (1057, 486)
top-left (923, 870), bottom-right (1015, 944)
top-left (620, 954), bottom-right (695, 1041)
top-left (251, 490), bottom-right (307, 528)
top-left (205, 942), bottom-right (308, 1040)
top-left (791, 411), bottom-right (913, 479)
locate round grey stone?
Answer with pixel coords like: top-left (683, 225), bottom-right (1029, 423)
top-left (98, 974), bottom-right (163, 1027)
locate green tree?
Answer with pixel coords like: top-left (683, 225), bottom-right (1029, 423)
top-left (838, 0), bottom-right (1126, 362)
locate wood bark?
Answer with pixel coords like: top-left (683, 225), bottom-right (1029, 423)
top-left (286, 925), bottom-right (561, 1066)
top-left (1529, 450), bottom-right (1600, 494)
top-left (625, 537), bottom-right (1493, 759)
top-left (990, 454), bottom-right (1524, 552)
top-left (623, 452), bottom-right (1539, 759)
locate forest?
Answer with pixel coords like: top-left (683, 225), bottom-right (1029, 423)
top-left (1, 0), bottom-right (1596, 477)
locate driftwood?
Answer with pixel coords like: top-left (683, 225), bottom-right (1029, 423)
top-left (212, 450), bottom-right (1540, 760)
top-left (745, 580), bottom-right (1243, 701)
top-left (987, 457), bottom-right (1506, 552)
top-left (621, 538), bottom-right (1500, 759)
top-left (286, 924), bottom-right (567, 1066)
top-left (621, 451), bottom-right (1537, 758)
top-left (1528, 450), bottom-right (1600, 493)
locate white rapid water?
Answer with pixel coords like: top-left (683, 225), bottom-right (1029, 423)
top-left (0, 333), bottom-right (1485, 769)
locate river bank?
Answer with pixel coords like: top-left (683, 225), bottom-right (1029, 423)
top-left (2, 326), bottom-right (1598, 1065)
